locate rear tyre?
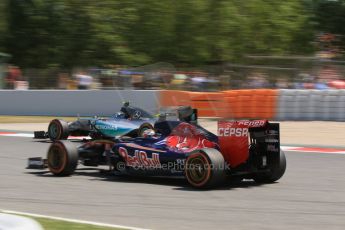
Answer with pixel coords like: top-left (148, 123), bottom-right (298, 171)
top-left (253, 149), bottom-right (286, 183)
top-left (47, 141), bottom-right (78, 176)
top-left (48, 119), bottom-right (69, 141)
top-left (185, 148), bottom-right (226, 189)
top-left (137, 123), bottom-right (154, 137)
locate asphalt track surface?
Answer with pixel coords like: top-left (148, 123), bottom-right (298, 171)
top-left (1, 136), bottom-right (345, 230)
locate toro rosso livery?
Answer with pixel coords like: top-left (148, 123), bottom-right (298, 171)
top-left (34, 102), bottom-right (197, 141)
top-left (30, 118), bottom-right (286, 188)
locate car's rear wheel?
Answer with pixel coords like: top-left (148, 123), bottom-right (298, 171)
top-left (47, 141), bottom-right (78, 176)
top-left (48, 119), bottom-right (69, 141)
top-left (185, 148), bottom-right (226, 188)
top-left (253, 149), bottom-right (286, 183)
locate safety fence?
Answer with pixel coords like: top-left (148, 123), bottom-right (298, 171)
top-left (0, 89), bottom-right (344, 121)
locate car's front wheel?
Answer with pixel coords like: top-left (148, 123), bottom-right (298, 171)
top-left (47, 141), bottom-right (78, 176)
top-left (48, 119), bottom-right (69, 141)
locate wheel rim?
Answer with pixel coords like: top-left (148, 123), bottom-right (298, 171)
top-left (48, 144), bottom-right (66, 174)
top-left (49, 122), bottom-right (60, 139)
top-left (185, 153), bottom-right (211, 187)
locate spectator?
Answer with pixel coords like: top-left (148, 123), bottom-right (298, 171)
top-left (171, 73), bottom-right (188, 90)
top-left (5, 65), bottom-right (22, 89)
top-left (191, 71), bottom-right (208, 91)
top-left (131, 73), bottom-right (144, 89)
top-left (315, 79), bottom-right (329, 90)
top-left (318, 65), bottom-right (341, 83)
top-left (75, 71), bottom-right (93, 90)
top-left (57, 73), bottom-right (69, 90)
top-left (275, 78), bottom-right (289, 89)
top-left (219, 74), bottom-right (230, 90)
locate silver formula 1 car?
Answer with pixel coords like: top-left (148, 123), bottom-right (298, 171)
top-left (34, 102), bottom-right (197, 141)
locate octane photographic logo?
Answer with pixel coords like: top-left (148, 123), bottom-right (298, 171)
top-left (159, 160), bottom-right (230, 172)
top-left (117, 147), bottom-right (230, 171)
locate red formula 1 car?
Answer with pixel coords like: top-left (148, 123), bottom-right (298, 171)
top-left (31, 119), bottom-right (286, 189)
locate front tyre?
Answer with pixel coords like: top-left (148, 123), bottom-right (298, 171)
top-left (253, 149), bottom-right (286, 183)
top-left (185, 148), bottom-right (226, 189)
top-left (47, 141), bottom-right (78, 176)
top-left (48, 119), bottom-right (69, 141)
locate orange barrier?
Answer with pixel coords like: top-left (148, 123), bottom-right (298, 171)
top-left (159, 90), bottom-right (191, 107)
top-left (222, 89), bottom-right (278, 119)
top-left (159, 90), bottom-right (227, 117)
top-left (188, 92), bottom-right (228, 117)
top-left (159, 89), bottom-right (278, 119)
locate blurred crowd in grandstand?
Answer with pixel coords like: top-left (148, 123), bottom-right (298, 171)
top-left (1, 60), bottom-right (344, 91)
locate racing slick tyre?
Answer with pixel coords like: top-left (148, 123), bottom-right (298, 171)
top-left (137, 123), bottom-right (154, 137)
top-left (48, 119), bottom-right (69, 141)
top-left (253, 149), bottom-right (286, 183)
top-left (47, 141), bottom-right (78, 176)
top-left (185, 148), bottom-right (226, 189)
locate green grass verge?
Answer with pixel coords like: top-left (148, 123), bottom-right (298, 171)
top-left (33, 217), bottom-right (124, 230)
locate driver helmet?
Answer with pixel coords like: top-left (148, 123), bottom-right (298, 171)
top-left (115, 112), bottom-right (126, 119)
top-left (142, 129), bottom-right (156, 138)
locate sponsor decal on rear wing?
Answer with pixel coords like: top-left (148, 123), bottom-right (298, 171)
top-left (217, 120), bottom-right (268, 167)
top-left (218, 120), bottom-right (268, 137)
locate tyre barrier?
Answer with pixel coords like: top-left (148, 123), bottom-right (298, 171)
top-left (159, 90), bottom-right (228, 117)
top-left (276, 89), bottom-right (345, 121)
top-left (222, 89), bottom-right (278, 119)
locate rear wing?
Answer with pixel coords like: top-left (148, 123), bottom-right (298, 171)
top-left (217, 120), bottom-right (280, 167)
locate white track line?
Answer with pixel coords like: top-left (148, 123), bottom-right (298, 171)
top-left (0, 209), bottom-right (151, 230)
top-left (0, 132), bottom-right (89, 140)
top-left (0, 133), bottom-right (34, 137)
top-left (281, 146), bottom-right (345, 154)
